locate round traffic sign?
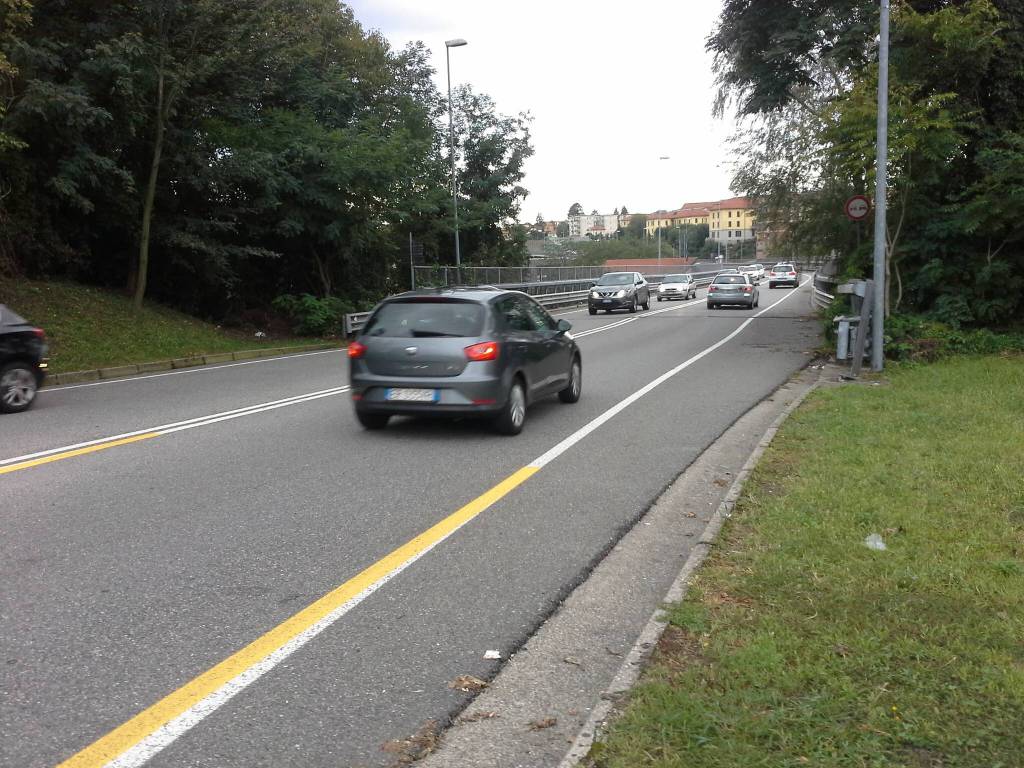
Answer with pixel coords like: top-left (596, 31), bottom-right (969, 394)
top-left (845, 195), bottom-right (871, 221)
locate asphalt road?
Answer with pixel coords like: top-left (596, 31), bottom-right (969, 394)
top-left (1, 280), bottom-right (821, 768)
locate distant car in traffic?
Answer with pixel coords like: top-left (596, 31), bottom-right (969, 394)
top-left (348, 288), bottom-right (581, 435)
top-left (768, 263), bottom-right (800, 289)
top-left (656, 274), bottom-right (697, 301)
top-left (0, 304), bottom-right (48, 414)
top-left (707, 274), bottom-right (759, 309)
top-left (739, 264), bottom-right (765, 283)
top-left (588, 272), bottom-right (650, 315)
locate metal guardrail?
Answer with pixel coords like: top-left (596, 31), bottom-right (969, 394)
top-left (812, 273), bottom-right (838, 311)
top-left (343, 269), bottom-right (736, 336)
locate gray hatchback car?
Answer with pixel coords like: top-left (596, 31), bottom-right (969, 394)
top-left (348, 288), bottom-right (581, 435)
top-left (707, 273), bottom-right (760, 309)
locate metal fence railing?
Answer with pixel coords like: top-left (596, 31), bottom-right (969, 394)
top-left (344, 267), bottom-right (738, 335)
top-left (812, 273), bottom-right (838, 311)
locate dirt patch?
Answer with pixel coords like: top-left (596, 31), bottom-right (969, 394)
top-left (382, 719), bottom-right (441, 765)
top-left (654, 625), bottom-right (705, 673)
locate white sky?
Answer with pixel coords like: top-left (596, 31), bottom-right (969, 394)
top-left (347, 0), bottom-right (737, 223)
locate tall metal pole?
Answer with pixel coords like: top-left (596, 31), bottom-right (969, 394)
top-left (657, 226), bottom-right (662, 264)
top-left (871, 0), bottom-right (889, 371)
top-left (409, 232), bottom-right (416, 290)
top-left (446, 45), bottom-right (462, 281)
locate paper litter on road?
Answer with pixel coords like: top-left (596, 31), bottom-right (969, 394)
top-left (483, 650), bottom-right (501, 660)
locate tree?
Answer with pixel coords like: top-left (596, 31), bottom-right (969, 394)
top-left (568, 202), bottom-right (583, 217)
top-left (556, 220), bottom-right (569, 237)
top-left (627, 213), bottom-right (646, 239)
top-left (620, 205), bottom-right (628, 215)
top-left (0, 0), bottom-right (535, 316)
top-left (449, 85), bottom-right (533, 266)
top-left (711, 0), bottom-right (1024, 324)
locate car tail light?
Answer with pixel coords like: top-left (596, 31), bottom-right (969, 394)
top-left (464, 341), bottom-right (500, 361)
top-left (347, 341), bottom-right (367, 359)
top-left (708, 285), bottom-right (718, 292)
top-left (742, 285), bottom-right (753, 293)
top-left (32, 328), bottom-right (45, 340)
top-left (788, 272), bottom-right (796, 276)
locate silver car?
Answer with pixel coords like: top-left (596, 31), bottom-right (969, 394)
top-left (656, 274), bottom-right (697, 301)
top-left (707, 273), bottom-right (760, 309)
top-left (348, 288), bottom-right (581, 435)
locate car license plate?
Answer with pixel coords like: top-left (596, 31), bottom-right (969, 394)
top-left (602, 299), bottom-right (612, 304)
top-left (385, 388), bottom-right (439, 402)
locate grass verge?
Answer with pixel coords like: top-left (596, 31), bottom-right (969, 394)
top-left (1, 278), bottom-right (324, 373)
top-left (593, 355), bottom-right (1024, 768)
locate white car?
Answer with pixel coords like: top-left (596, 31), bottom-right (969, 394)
top-left (656, 273), bottom-right (697, 301)
top-left (738, 264), bottom-right (764, 283)
top-left (767, 263), bottom-right (799, 288)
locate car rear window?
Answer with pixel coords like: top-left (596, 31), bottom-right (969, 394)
top-left (714, 275), bottom-right (746, 285)
top-left (773, 265), bottom-right (794, 272)
top-left (663, 274), bottom-right (688, 282)
top-left (363, 300), bottom-right (485, 338)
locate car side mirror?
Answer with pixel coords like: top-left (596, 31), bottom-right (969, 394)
top-left (556, 318), bottom-right (572, 334)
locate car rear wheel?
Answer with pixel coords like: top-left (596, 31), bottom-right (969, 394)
top-left (0, 363), bottom-right (38, 414)
top-left (494, 379), bottom-right (527, 435)
top-left (588, 307), bottom-right (596, 315)
top-left (558, 358), bottom-right (582, 404)
top-left (355, 410), bottom-right (390, 430)
top-left (657, 296), bottom-right (663, 302)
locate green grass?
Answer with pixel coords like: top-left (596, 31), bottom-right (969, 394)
top-left (0, 278), bottom-right (323, 373)
top-left (593, 356), bottom-right (1024, 768)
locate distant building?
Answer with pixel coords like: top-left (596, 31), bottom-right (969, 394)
top-left (644, 210), bottom-right (675, 237)
top-left (568, 212), bottom-right (622, 238)
top-left (708, 197), bottom-right (756, 243)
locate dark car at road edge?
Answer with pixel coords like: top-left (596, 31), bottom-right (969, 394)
top-left (0, 304), bottom-right (48, 414)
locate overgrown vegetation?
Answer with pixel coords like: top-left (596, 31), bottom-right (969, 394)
top-left (0, 1), bottom-right (532, 319)
top-left (1, 277), bottom-right (319, 372)
top-left (594, 356), bottom-right (1024, 767)
top-left (710, 0), bottom-right (1024, 325)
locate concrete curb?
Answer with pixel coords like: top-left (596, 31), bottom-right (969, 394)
top-left (558, 369), bottom-right (825, 767)
top-left (46, 342), bottom-right (342, 386)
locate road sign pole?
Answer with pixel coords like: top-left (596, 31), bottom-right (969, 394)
top-left (871, 0), bottom-right (889, 372)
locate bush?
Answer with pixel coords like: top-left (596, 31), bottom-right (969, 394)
top-left (884, 314), bottom-right (1024, 362)
top-left (271, 294), bottom-right (354, 336)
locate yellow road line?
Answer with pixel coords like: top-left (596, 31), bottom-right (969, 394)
top-left (59, 465), bottom-right (539, 767)
top-left (0, 434), bottom-right (160, 476)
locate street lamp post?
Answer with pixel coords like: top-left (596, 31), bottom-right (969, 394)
top-left (445, 38), bottom-right (467, 281)
top-left (657, 156), bottom-right (670, 265)
top-left (871, 2), bottom-right (889, 371)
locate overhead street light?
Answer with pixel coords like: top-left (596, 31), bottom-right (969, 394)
top-left (445, 38), bottom-right (468, 279)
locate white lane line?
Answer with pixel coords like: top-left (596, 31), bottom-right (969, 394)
top-left (42, 349), bottom-right (342, 393)
top-left (572, 295), bottom-right (705, 338)
top-left (0, 386), bottom-right (350, 466)
top-left (530, 278), bottom-right (810, 469)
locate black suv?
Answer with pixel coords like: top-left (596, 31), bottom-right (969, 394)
top-left (0, 304), bottom-right (48, 413)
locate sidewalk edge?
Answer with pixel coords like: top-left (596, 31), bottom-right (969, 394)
top-left (558, 369), bottom-right (825, 767)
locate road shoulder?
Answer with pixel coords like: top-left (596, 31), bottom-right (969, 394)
top-left (418, 364), bottom-right (823, 768)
